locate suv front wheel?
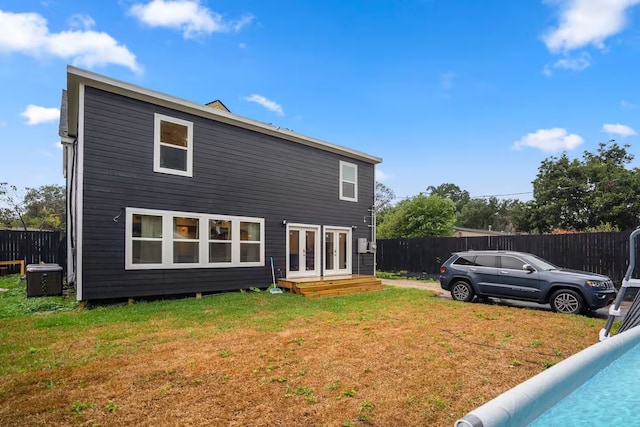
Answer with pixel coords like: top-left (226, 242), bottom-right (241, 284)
top-left (451, 280), bottom-right (475, 302)
top-left (550, 289), bottom-right (584, 314)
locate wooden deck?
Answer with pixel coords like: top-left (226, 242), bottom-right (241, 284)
top-left (277, 275), bottom-right (385, 298)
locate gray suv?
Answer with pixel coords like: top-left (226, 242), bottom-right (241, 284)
top-left (439, 250), bottom-right (616, 314)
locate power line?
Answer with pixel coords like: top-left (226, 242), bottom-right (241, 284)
top-left (389, 177), bottom-right (624, 202)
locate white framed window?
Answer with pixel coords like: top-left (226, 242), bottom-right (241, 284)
top-left (339, 160), bottom-right (358, 202)
top-left (131, 213), bottom-right (163, 265)
top-left (173, 216), bottom-right (200, 264)
top-left (154, 113), bottom-right (194, 177)
top-left (209, 219), bottom-right (232, 264)
top-left (125, 208), bottom-right (264, 269)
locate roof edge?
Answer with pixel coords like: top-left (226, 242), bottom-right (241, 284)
top-left (66, 66), bottom-right (382, 165)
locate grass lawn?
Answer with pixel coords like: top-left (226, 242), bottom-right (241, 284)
top-left (0, 274), bottom-right (604, 426)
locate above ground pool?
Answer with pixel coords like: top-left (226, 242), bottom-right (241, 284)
top-left (530, 341), bottom-right (640, 425)
top-left (455, 324), bottom-right (640, 427)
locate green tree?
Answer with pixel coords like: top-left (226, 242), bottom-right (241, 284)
top-left (377, 194), bottom-right (455, 238)
top-left (426, 183), bottom-right (470, 213)
top-left (0, 183), bottom-right (66, 231)
top-left (375, 182), bottom-right (395, 212)
top-left (456, 197), bottom-right (519, 232)
top-left (532, 142), bottom-right (640, 232)
top-left (22, 185), bottom-right (66, 231)
top-left (510, 200), bottom-right (544, 233)
top-left (375, 182), bottom-right (396, 228)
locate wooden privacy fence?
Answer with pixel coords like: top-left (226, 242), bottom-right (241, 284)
top-left (376, 231), bottom-right (637, 283)
top-left (0, 230), bottom-right (65, 274)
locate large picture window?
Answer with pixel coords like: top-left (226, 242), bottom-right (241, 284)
top-left (339, 160), bottom-right (358, 202)
top-left (154, 113), bottom-right (194, 177)
top-left (125, 208), bottom-right (264, 269)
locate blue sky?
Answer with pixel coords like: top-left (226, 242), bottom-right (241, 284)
top-left (1, 0), bottom-right (639, 203)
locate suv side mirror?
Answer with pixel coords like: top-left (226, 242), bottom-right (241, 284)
top-left (522, 264), bottom-right (535, 273)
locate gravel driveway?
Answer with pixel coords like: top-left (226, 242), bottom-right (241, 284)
top-left (380, 278), bottom-right (623, 319)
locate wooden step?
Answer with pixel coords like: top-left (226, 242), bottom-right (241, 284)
top-left (303, 284), bottom-right (386, 299)
top-left (295, 278), bottom-right (382, 292)
top-left (280, 277), bottom-right (378, 288)
top-left (277, 276), bottom-right (385, 298)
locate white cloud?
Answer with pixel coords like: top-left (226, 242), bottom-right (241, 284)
top-left (55, 141), bottom-right (63, 150)
top-left (602, 123), bottom-right (637, 136)
top-left (543, 52), bottom-right (591, 75)
top-left (512, 128), bottom-right (584, 152)
top-left (243, 94), bottom-right (284, 116)
top-left (543, 0), bottom-right (640, 53)
top-left (129, 0), bottom-right (254, 39)
top-left (0, 10), bottom-right (141, 72)
top-left (68, 14), bottom-right (95, 30)
top-left (621, 100), bottom-right (636, 108)
top-left (20, 105), bottom-right (60, 125)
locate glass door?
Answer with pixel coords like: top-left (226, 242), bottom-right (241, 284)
top-left (287, 225), bottom-right (320, 278)
top-left (324, 227), bottom-right (351, 276)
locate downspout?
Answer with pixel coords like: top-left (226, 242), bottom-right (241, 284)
top-left (372, 206), bottom-right (377, 275)
top-left (61, 137), bottom-right (77, 286)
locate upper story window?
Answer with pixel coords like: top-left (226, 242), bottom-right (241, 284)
top-left (339, 161), bottom-right (358, 202)
top-left (154, 113), bottom-right (193, 177)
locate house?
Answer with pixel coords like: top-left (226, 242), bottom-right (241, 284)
top-left (453, 226), bottom-right (513, 237)
top-left (60, 66), bottom-right (382, 301)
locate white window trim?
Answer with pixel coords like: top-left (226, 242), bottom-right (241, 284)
top-left (339, 160), bottom-right (358, 202)
top-left (153, 113), bottom-right (194, 177)
top-left (125, 207), bottom-right (264, 270)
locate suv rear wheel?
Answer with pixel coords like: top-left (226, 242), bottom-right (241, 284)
top-left (451, 280), bottom-right (474, 302)
top-left (550, 289), bottom-right (584, 314)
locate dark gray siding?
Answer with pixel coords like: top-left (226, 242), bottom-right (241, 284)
top-left (81, 87), bottom-right (376, 300)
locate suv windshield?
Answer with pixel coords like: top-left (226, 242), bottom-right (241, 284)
top-left (529, 255), bottom-right (558, 271)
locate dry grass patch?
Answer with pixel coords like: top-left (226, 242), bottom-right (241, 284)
top-left (0, 285), bottom-right (603, 426)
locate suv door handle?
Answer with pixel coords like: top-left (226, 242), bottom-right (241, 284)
top-left (500, 270), bottom-right (510, 274)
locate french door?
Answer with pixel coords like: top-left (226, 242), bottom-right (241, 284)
top-left (287, 224), bottom-right (320, 278)
top-left (324, 227), bottom-right (351, 276)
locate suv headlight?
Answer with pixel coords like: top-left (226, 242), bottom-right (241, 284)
top-left (586, 280), bottom-right (609, 289)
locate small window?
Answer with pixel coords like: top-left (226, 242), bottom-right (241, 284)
top-left (173, 217), bottom-right (199, 263)
top-left (154, 114), bottom-right (193, 177)
top-left (240, 221), bottom-right (261, 263)
top-left (500, 256), bottom-right (526, 270)
top-left (132, 214), bottom-right (163, 264)
top-left (474, 255), bottom-right (497, 268)
top-left (209, 219), bottom-right (232, 263)
top-left (339, 161), bottom-right (358, 202)
top-left (453, 255), bottom-right (475, 266)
